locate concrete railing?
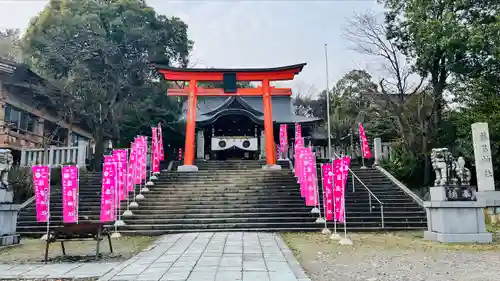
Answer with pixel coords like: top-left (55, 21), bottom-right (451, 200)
top-left (298, 138), bottom-right (393, 162)
top-left (20, 140), bottom-right (87, 167)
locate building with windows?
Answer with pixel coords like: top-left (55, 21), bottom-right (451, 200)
top-left (0, 58), bottom-right (93, 163)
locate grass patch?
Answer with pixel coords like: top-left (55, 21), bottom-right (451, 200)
top-left (282, 231), bottom-right (500, 255)
top-left (0, 236), bottom-right (156, 264)
top-left (486, 224), bottom-right (500, 234)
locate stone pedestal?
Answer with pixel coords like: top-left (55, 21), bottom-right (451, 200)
top-left (424, 200), bottom-right (492, 243)
top-left (261, 164), bottom-right (282, 170)
top-left (424, 186), bottom-right (492, 243)
top-left (0, 204), bottom-right (21, 246)
top-left (177, 165), bottom-right (198, 172)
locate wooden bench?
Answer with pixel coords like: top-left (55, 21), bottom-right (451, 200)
top-left (44, 222), bottom-right (113, 262)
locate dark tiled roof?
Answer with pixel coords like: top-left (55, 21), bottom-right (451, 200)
top-left (182, 96), bottom-right (321, 125)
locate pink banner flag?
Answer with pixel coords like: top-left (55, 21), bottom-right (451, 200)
top-left (332, 158), bottom-right (342, 222)
top-left (133, 138), bottom-right (142, 185)
top-left (296, 147), bottom-right (306, 196)
top-left (158, 124), bottom-right (164, 161)
top-left (178, 148), bottom-right (183, 160)
top-left (142, 136), bottom-right (147, 180)
top-left (128, 142), bottom-right (136, 191)
top-left (359, 123), bottom-right (372, 159)
top-left (113, 149), bottom-right (128, 201)
top-left (294, 137), bottom-right (304, 178)
top-left (322, 163), bottom-right (334, 221)
top-left (62, 165), bottom-right (79, 223)
top-left (279, 124), bottom-right (288, 153)
top-left (152, 127), bottom-right (160, 173)
top-left (100, 162), bottom-right (117, 222)
top-left (311, 154), bottom-right (319, 207)
top-left (338, 156), bottom-right (351, 223)
top-left (32, 165), bottom-right (50, 223)
top-left (104, 155), bottom-right (113, 163)
top-left (134, 136), bottom-right (146, 184)
top-left (295, 123), bottom-right (303, 147)
top-left (303, 150), bottom-right (316, 206)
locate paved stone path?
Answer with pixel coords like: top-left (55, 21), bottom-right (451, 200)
top-left (0, 262), bottom-right (120, 279)
top-left (99, 232), bottom-right (311, 281)
top-left (0, 232), bottom-right (310, 281)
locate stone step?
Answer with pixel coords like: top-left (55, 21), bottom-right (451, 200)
top-left (17, 220), bottom-right (426, 232)
top-left (20, 202), bottom-right (420, 214)
top-left (116, 221), bottom-right (427, 230)
top-left (18, 211), bottom-right (425, 221)
top-left (30, 197), bottom-right (416, 207)
top-left (17, 215), bottom-right (425, 227)
top-left (16, 225), bottom-right (426, 236)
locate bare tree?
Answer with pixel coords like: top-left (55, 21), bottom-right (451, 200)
top-left (343, 12), bottom-right (433, 184)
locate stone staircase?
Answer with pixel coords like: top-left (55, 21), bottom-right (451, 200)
top-left (16, 160), bottom-right (426, 236)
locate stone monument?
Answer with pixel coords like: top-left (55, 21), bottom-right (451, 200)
top-left (0, 149), bottom-right (21, 246)
top-left (471, 122), bottom-right (500, 223)
top-left (424, 148), bottom-right (492, 243)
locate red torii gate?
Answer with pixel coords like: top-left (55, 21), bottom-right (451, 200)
top-left (154, 63), bottom-right (306, 171)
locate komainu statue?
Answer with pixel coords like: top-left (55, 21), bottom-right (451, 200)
top-left (454, 156), bottom-right (471, 186)
top-left (431, 148), bottom-right (474, 201)
top-left (0, 149), bottom-right (13, 190)
top-left (431, 148), bottom-right (450, 186)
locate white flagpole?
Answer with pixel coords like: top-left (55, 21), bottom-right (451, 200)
top-left (75, 165), bottom-right (79, 224)
top-left (111, 161), bottom-right (122, 238)
top-left (123, 149), bottom-right (134, 216)
top-left (147, 131), bottom-right (156, 186)
top-left (359, 124), bottom-right (367, 169)
top-left (136, 137), bottom-right (146, 200)
top-left (314, 157), bottom-right (325, 224)
top-left (320, 165), bottom-right (330, 234)
top-left (130, 137), bottom-right (140, 207)
top-left (40, 165), bottom-right (51, 241)
top-left (330, 155), bottom-right (341, 240)
top-left (339, 156), bottom-right (353, 245)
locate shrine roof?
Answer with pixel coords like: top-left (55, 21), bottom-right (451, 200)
top-left (181, 96), bottom-right (321, 126)
top-left (152, 63), bottom-right (306, 74)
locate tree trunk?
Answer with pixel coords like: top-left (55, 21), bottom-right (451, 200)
top-left (92, 126), bottom-right (104, 172)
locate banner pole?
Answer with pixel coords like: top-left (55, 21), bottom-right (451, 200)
top-left (146, 135), bottom-right (155, 187)
top-left (359, 124), bottom-right (366, 169)
top-left (330, 156), bottom-right (341, 240)
top-left (130, 137), bottom-right (140, 207)
top-left (41, 165), bottom-right (51, 241)
top-left (136, 136), bottom-right (146, 200)
top-left (338, 156), bottom-right (353, 245)
top-left (111, 161), bottom-right (122, 238)
top-left (75, 165), bottom-right (79, 224)
top-left (320, 165), bottom-right (330, 234)
top-left (123, 147), bottom-right (133, 216)
top-left (340, 161), bottom-right (353, 245)
top-left (314, 157), bottom-right (325, 224)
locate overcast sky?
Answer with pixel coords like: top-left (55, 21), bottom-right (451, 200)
top-left (0, 0), bottom-right (385, 94)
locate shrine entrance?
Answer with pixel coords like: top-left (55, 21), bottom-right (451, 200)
top-left (153, 63), bottom-right (306, 171)
top-left (209, 114), bottom-right (259, 160)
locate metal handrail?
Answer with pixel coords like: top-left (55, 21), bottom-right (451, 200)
top-left (349, 169), bottom-right (383, 205)
top-left (332, 152), bottom-right (385, 228)
top-left (349, 169), bottom-right (385, 228)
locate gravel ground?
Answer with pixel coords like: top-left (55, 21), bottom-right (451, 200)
top-left (282, 231), bottom-right (500, 281)
top-left (0, 236), bottom-right (156, 264)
